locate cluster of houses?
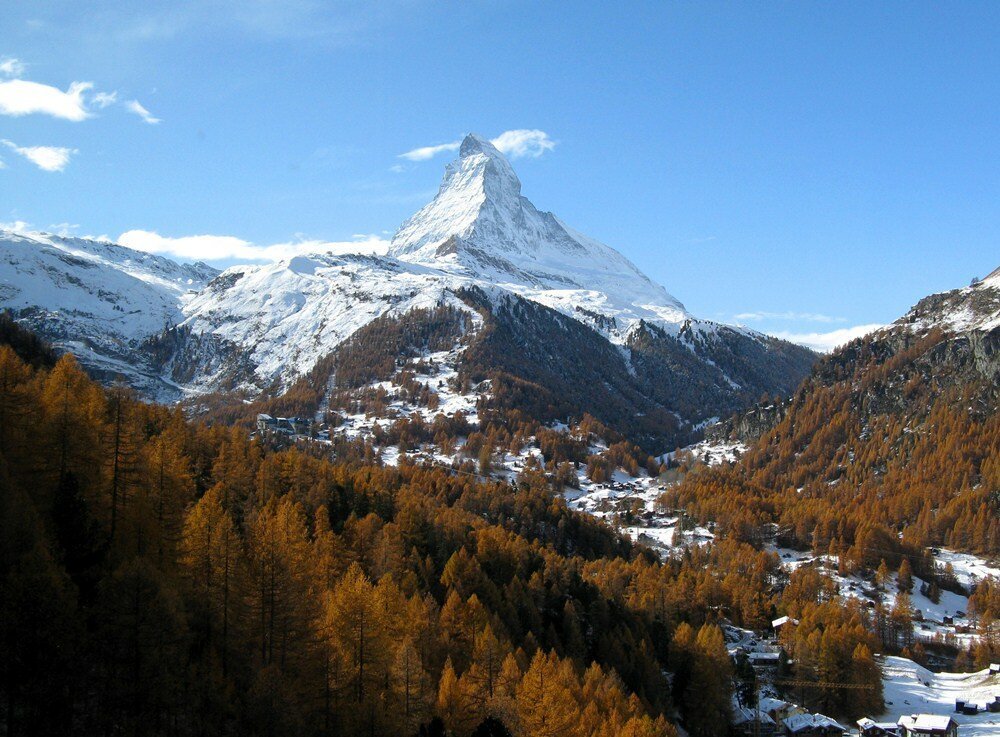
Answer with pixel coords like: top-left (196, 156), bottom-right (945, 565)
top-left (255, 413), bottom-right (328, 440)
top-left (734, 702), bottom-right (967, 737)
top-left (728, 618), bottom-right (854, 737)
top-left (733, 703), bottom-right (848, 737)
top-left (857, 715), bottom-right (959, 737)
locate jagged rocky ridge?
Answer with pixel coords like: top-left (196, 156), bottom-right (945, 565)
top-left (0, 135), bottom-right (816, 449)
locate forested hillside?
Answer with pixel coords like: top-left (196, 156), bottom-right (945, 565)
top-left (1, 328), bottom-right (772, 737)
top-left (670, 302), bottom-right (1000, 561)
top-left (663, 281), bottom-right (1000, 679)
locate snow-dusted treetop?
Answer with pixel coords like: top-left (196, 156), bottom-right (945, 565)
top-left (389, 133), bottom-right (689, 327)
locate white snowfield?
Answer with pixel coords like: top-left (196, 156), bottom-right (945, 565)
top-left (879, 656), bottom-right (1000, 737)
top-left (4, 136), bottom-right (995, 401)
top-left (0, 229), bottom-right (215, 356)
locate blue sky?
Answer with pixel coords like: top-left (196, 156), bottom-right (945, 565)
top-left (2, 1), bottom-right (999, 350)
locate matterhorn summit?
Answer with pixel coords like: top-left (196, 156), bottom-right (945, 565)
top-left (390, 134), bottom-right (688, 331)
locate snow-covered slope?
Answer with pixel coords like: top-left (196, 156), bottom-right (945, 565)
top-left (891, 266), bottom-right (1000, 336)
top-left (0, 229), bottom-right (216, 394)
top-left (177, 254), bottom-right (476, 391)
top-left (389, 134), bottom-right (688, 338)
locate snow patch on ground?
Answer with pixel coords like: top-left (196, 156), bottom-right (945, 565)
top-left (878, 656), bottom-right (1000, 737)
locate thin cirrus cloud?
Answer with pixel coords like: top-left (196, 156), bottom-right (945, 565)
top-left (769, 324), bottom-right (883, 353)
top-left (2, 139), bottom-right (77, 172)
top-left (92, 91), bottom-right (119, 109)
top-left (118, 229), bottom-right (390, 264)
top-left (399, 129), bottom-right (556, 162)
top-left (126, 99), bottom-right (161, 124)
top-left (0, 57), bottom-right (27, 78)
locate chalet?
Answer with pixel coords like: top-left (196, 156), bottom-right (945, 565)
top-left (782, 713), bottom-right (846, 737)
top-left (956, 701), bottom-right (978, 716)
top-left (732, 706), bottom-right (777, 737)
top-left (256, 414), bottom-right (276, 432)
top-left (857, 718), bottom-right (900, 737)
top-left (758, 697), bottom-right (801, 724)
top-left (277, 416), bottom-right (310, 435)
top-left (896, 715), bottom-right (958, 737)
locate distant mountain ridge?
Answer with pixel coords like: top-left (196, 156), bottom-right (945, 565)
top-left (0, 229), bottom-right (217, 395)
top-left (0, 135), bottom-right (815, 449)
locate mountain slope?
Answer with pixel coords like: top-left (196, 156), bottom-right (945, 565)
top-left (677, 268), bottom-right (1000, 557)
top-left (0, 229), bottom-right (217, 396)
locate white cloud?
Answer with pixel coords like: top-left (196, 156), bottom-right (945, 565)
top-left (0, 57), bottom-right (26, 78)
top-left (735, 310), bottom-right (845, 324)
top-left (117, 229), bottom-right (390, 263)
top-left (92, 91), bottom-right (118, 109)
top-left (0, 64), bottom-right (156, 128)
top-left (0, 79), bottom-right (92, 121)
top-left (769, 324), bottom-right (883, 353)
top-left (399, 129), bottom-right (556, 162)
top-left (490, 129), bottom-right (555, 158)
top-left (2, 139), bottom-right (77, 171)
top-left (399, 140), bottom-right (461, 162)
top-left (125, 99), bottom-right (161, 124)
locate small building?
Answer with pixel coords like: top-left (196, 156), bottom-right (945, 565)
top-left (896, 715), bottom-right (958, 737)
top-left (759, 697), bottom-right (800, 724)
top-left (782, 713), bottom-right (846, 737)
top-left (857, 718), bottom-right (900, 737)
top-left (773, 616), bottom-right (800, 632)
top-left (256, 413), bottom-right (276, 432)
top-left (732, 706), bottom-right (777, 737)
top-left (285, 416), bottom-right (311, 435)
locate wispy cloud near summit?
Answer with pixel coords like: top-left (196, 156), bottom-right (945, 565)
top-left (399, 129), bottom-right (555, 162)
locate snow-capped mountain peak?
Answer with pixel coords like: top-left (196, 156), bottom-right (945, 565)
top-left (389, 133), bottom-right (688, 331)
top-left (389, 133), bottom-right (523, 264)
